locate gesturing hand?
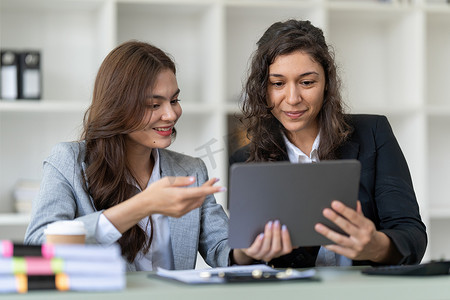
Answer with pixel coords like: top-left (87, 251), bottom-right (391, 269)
top-left (142, 176), bottom-right (224, 218)
top-left (314, 200), bottom-right (399, 264)
top-left (103, 176), bottom-right (224, 234)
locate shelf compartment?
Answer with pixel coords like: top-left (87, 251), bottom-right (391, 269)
top-left (117, 1), bottom-right (222, 105)
top-left (425, 10), bottom-right (450, 107)
top-left (0, 0), bottom-right (113, 102)
top-left (427, 116), bottom-right (450, 213)
top-left (328, 8), bottom-right (424, 112)
top-left (0, 111), bottom-right (84, 212)
top-left (384, 113), bottom-right (427, 213)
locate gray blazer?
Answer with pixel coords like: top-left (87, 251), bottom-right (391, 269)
top-left (24, 142), bottom-right (231, 271)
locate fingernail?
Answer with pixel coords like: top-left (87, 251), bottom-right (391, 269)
top-left (189, 176), bottom-right (195, 182)
top-left (214, 178), bottom-right (220, 183)
top-left (333, 200), bottom-right (342, 208)
top-left (282, 225), bottom-right (287, 231)
top-left (258, 233), bottom-right (264, 240)
top-left (274, 220), bottom-right (280, 227)
top-left (323, 208), bottom-right (332, 217)
top-left (315, 223), bottom-right (324, 231)
top-left (267, 221), bottom-right (273, 228)
top-left (219, 187), bottom-right (227, 192)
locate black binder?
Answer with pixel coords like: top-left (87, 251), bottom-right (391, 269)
top-left (18, 51), bottom-right (41, 100)
top-left (0, 50), bottom-right (19, 100)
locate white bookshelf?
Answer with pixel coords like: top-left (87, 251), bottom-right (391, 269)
top-left (1, 0), bottom-right (449, 262)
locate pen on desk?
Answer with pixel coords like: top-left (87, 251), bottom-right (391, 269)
top-left (198, 269), bottom-right (294, 281)
top-left (199, 270), bottom-right (226, 278)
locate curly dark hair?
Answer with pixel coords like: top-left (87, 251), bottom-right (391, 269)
top-left (80, 41), bottom-right (177, 262)
top-left (241, 19), bottom-right (351, 161)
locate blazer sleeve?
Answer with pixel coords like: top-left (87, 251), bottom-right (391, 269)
top-left (195, 158), bottom-right (231, 267)
top-left (363, 115), bottom-right (427, 265)
top-left (24, 143), bottom-right (103, 245)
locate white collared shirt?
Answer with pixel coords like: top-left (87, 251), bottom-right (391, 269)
top-left (282, 132), bottom-right (351, 267)
top-left (95, 149), bottom-right (174, 271)
top-left (283, 133), bottom-right (320, 164)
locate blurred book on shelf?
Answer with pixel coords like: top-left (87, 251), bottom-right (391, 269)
top-left (13, 180), bottom-right (40, 214)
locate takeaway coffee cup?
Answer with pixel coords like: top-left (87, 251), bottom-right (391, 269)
top-left (44, 220), bottom-right (86, 244)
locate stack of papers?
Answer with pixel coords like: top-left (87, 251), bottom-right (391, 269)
top-left (156, 264), bottom-right (316, 284)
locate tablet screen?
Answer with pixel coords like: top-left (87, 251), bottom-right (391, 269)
top-left (228, 160), bottom-right (361, 248)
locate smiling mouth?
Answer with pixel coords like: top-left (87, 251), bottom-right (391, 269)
top-left (153, 126), bottom-right (174, 136)
top-left (284, 111), bottom-right (305, 118)
top-left (154, 127), bottom-right (172, 132)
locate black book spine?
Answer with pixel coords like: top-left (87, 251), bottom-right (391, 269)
top-left (12, 244), bottom-right (43, 257)
top-left (27, 275), bottom-right (57, 291)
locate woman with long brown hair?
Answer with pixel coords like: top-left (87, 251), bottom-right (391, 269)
top-left (231, 20), bottom-right (427, 267)
top-left (25, 41), bottom-right (254, 270)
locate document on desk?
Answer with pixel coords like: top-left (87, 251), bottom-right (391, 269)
top-left (155, 264), bottom-right (316, 284)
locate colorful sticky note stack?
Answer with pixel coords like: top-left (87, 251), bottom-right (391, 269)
top-left (0, 240), bottom-right (126, 293)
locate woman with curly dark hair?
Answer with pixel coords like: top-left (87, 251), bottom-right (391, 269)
top-left (24, 41), bottom-right (269, 270)
top-left (230, 19), bottom-right (427, 267)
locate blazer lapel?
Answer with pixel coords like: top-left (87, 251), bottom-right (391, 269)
top-left (159, 150), bottom-right (188, 178)
top-left (336, 139), bottom-right (360, 160)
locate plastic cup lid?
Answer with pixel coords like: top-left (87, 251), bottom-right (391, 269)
top-left (44, 220), bottom-right (86, 235)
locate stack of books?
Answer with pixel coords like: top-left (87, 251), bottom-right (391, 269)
top-left (0, 240), bottom-right (126, 293)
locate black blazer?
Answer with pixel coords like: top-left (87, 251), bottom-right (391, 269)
top-left (229, 114), bottom-right (427, 266)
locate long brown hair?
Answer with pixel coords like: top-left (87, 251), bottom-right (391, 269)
top-left (80, 41), bottom-right (176, 262)
top-left (242, 19), bottom-right (351, 161)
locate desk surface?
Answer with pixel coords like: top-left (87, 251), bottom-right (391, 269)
top-left (2, 267), bottom-right (450, 300)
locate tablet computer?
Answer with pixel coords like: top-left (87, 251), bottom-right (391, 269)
top-left (228, 160), bottom-right (361, 249)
